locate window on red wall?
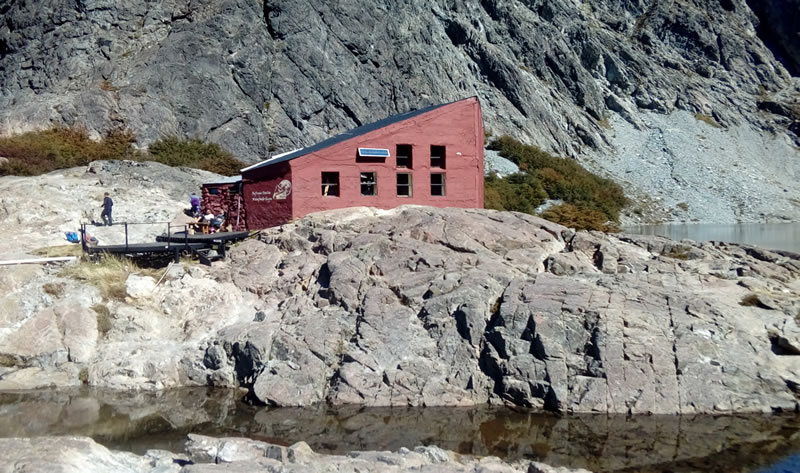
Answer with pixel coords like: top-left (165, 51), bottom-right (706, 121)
top-left (361, 172), bottom-right (377, 196)
top-left (396, 173), bottom-right (412, 197)
top-left (396, 144), bottom-right (412, 169)
top-left (431, 145), bottom-right (446, 168)
top-left (431, 173), bottom-right (446, 196)
top-left (321, 172), bottom-right (340, 196)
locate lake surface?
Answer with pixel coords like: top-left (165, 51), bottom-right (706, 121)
top-left (623, 222), bottom-right (800, 253)
top-left (1, 388), bottom-right (799, 473)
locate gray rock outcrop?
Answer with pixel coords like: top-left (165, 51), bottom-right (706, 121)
top-left (0, 435), bottom-right (581, 473)
top-left (1, 1), bottom-right (799, 222)
top-left (221, 206), bottom-right (800, 414)
top-left (2, 204), bottom-right (799, 413)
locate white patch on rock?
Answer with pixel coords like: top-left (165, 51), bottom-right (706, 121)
top-left (126, 274), bottom-right (156, 299)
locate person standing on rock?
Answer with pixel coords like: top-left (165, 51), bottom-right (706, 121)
top-left (100, 192), bottom-right (113, 226)
top-left (190, 192), bottom-right (201, 217)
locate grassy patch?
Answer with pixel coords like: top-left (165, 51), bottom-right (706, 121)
top-left (60, 255), bottom-right (159, 301)
top-left (0, 126), bottom-right (244, 177)
top-left (485, 135), bottom-right (628, 231)
top-left (596, 116), bottom-right (612, 129)
top-left (91, 303), bottom-right (113, 336)
top-left (739, 293), bottom-right (766, 308)
top-left (42, 282), bottom-right (65, 297)
top-left (32, 245), bottom-right (83, 258)
top-left (663, 246), bottom-right (691, 260)
top-left (0, 355), bottom-right (18, 368)
top-left (694, 113), bottom-right (722, 128)
top-left (78, 367), bottom-right (90, 384)
top-left (99, 80), bottom-right (117, 92)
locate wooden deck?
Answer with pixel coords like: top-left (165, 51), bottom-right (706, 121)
top-left (80, 223), bottom-right (251, 264)
top-left (154, 231), bottom-right (250, 244)
top-left (85, 241), bottom-right (210, 254)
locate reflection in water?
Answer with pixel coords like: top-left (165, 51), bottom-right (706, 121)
top-left (0, 388), bottom-right (798, 473)
top-left (623, 223), bottom-right (800, 253)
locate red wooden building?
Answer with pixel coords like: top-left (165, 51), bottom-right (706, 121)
top-left (204, 96), bottom-right (484, 230)
top-left (200, 176), bottom-right (246, 231)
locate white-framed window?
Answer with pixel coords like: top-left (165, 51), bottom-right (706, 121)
top-left (431, 173), bottom-right (445, 196)
top-left (321, 172), bottom-right (340, 196)
top-left (397, 173), bottom-right (412, 197)
top-left (431, 145), bottom-right (446, 168)
top-left (396, 144), bottom-right (412, 168)
top-left (361, 172), bottom-right (377, 196)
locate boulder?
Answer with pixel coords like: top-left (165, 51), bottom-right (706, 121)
top-left (54, 302), bottom-right (98, 363)
top-left (235, 207), bottom-right (800, 414)
top-left (769, 318), bottom-right (800, 355)
top-left (126, 274), bottom-right (156, 299)
top-left (0, 308), bottom-right (67, 367)
top-left (0, 365), bottom-right (81, 390)
top-left (0, 435), bottom-right (582, 472)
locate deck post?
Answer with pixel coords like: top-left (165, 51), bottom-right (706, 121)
top-left (124, 223), bottom-right (129, 251)
top-left (167, 223), bottom-right (171, 251)
top-left (80, 223), bottom-right (88, 254)
top-left (173, 247), bottom-right (180, 264)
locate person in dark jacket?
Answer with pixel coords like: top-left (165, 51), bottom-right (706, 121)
top-left (100, 192), bottom-right (113, 226)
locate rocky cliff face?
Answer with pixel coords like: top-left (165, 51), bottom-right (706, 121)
top-left (1, 0), bottom-right (799, 222)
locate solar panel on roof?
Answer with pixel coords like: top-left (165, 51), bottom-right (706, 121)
top-left (358, 148), bottom-right (391, 158)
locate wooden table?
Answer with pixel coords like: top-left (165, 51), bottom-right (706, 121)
top-left (196, 222), bottom-right (211, 234)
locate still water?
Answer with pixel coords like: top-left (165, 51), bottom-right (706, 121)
top-left (623, 222), bottom-right (800, 253)
top-left (1, 388), bottom-right (798, 473)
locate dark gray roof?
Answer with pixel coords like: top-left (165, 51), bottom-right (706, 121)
top-left (202, 175), bottom-right (242, 186)
top-left (242, 97), bottom-right (474, 173)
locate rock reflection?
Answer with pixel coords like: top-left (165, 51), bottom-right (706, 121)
top-left (0, 388), bottom-right (798, 473)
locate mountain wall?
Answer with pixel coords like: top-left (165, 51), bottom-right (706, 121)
top-left (1, 0), bottom-right (799, 222)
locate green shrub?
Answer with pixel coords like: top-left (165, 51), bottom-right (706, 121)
top-left (0, 127), bottom-right (245, 177)
top-left (0, 126), bottom-right (139, 176)
top-left (147, 137), bottom-right (244, 176)
top-left (485, 172), bottom-right (547, 214)
top-left (485, 136), bottom-right (628, 231)
top-left (541, 203), bottom-right (619, 232)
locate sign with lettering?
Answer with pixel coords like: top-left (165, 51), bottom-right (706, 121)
top-left (252, 190), bottom-right (273, 202)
